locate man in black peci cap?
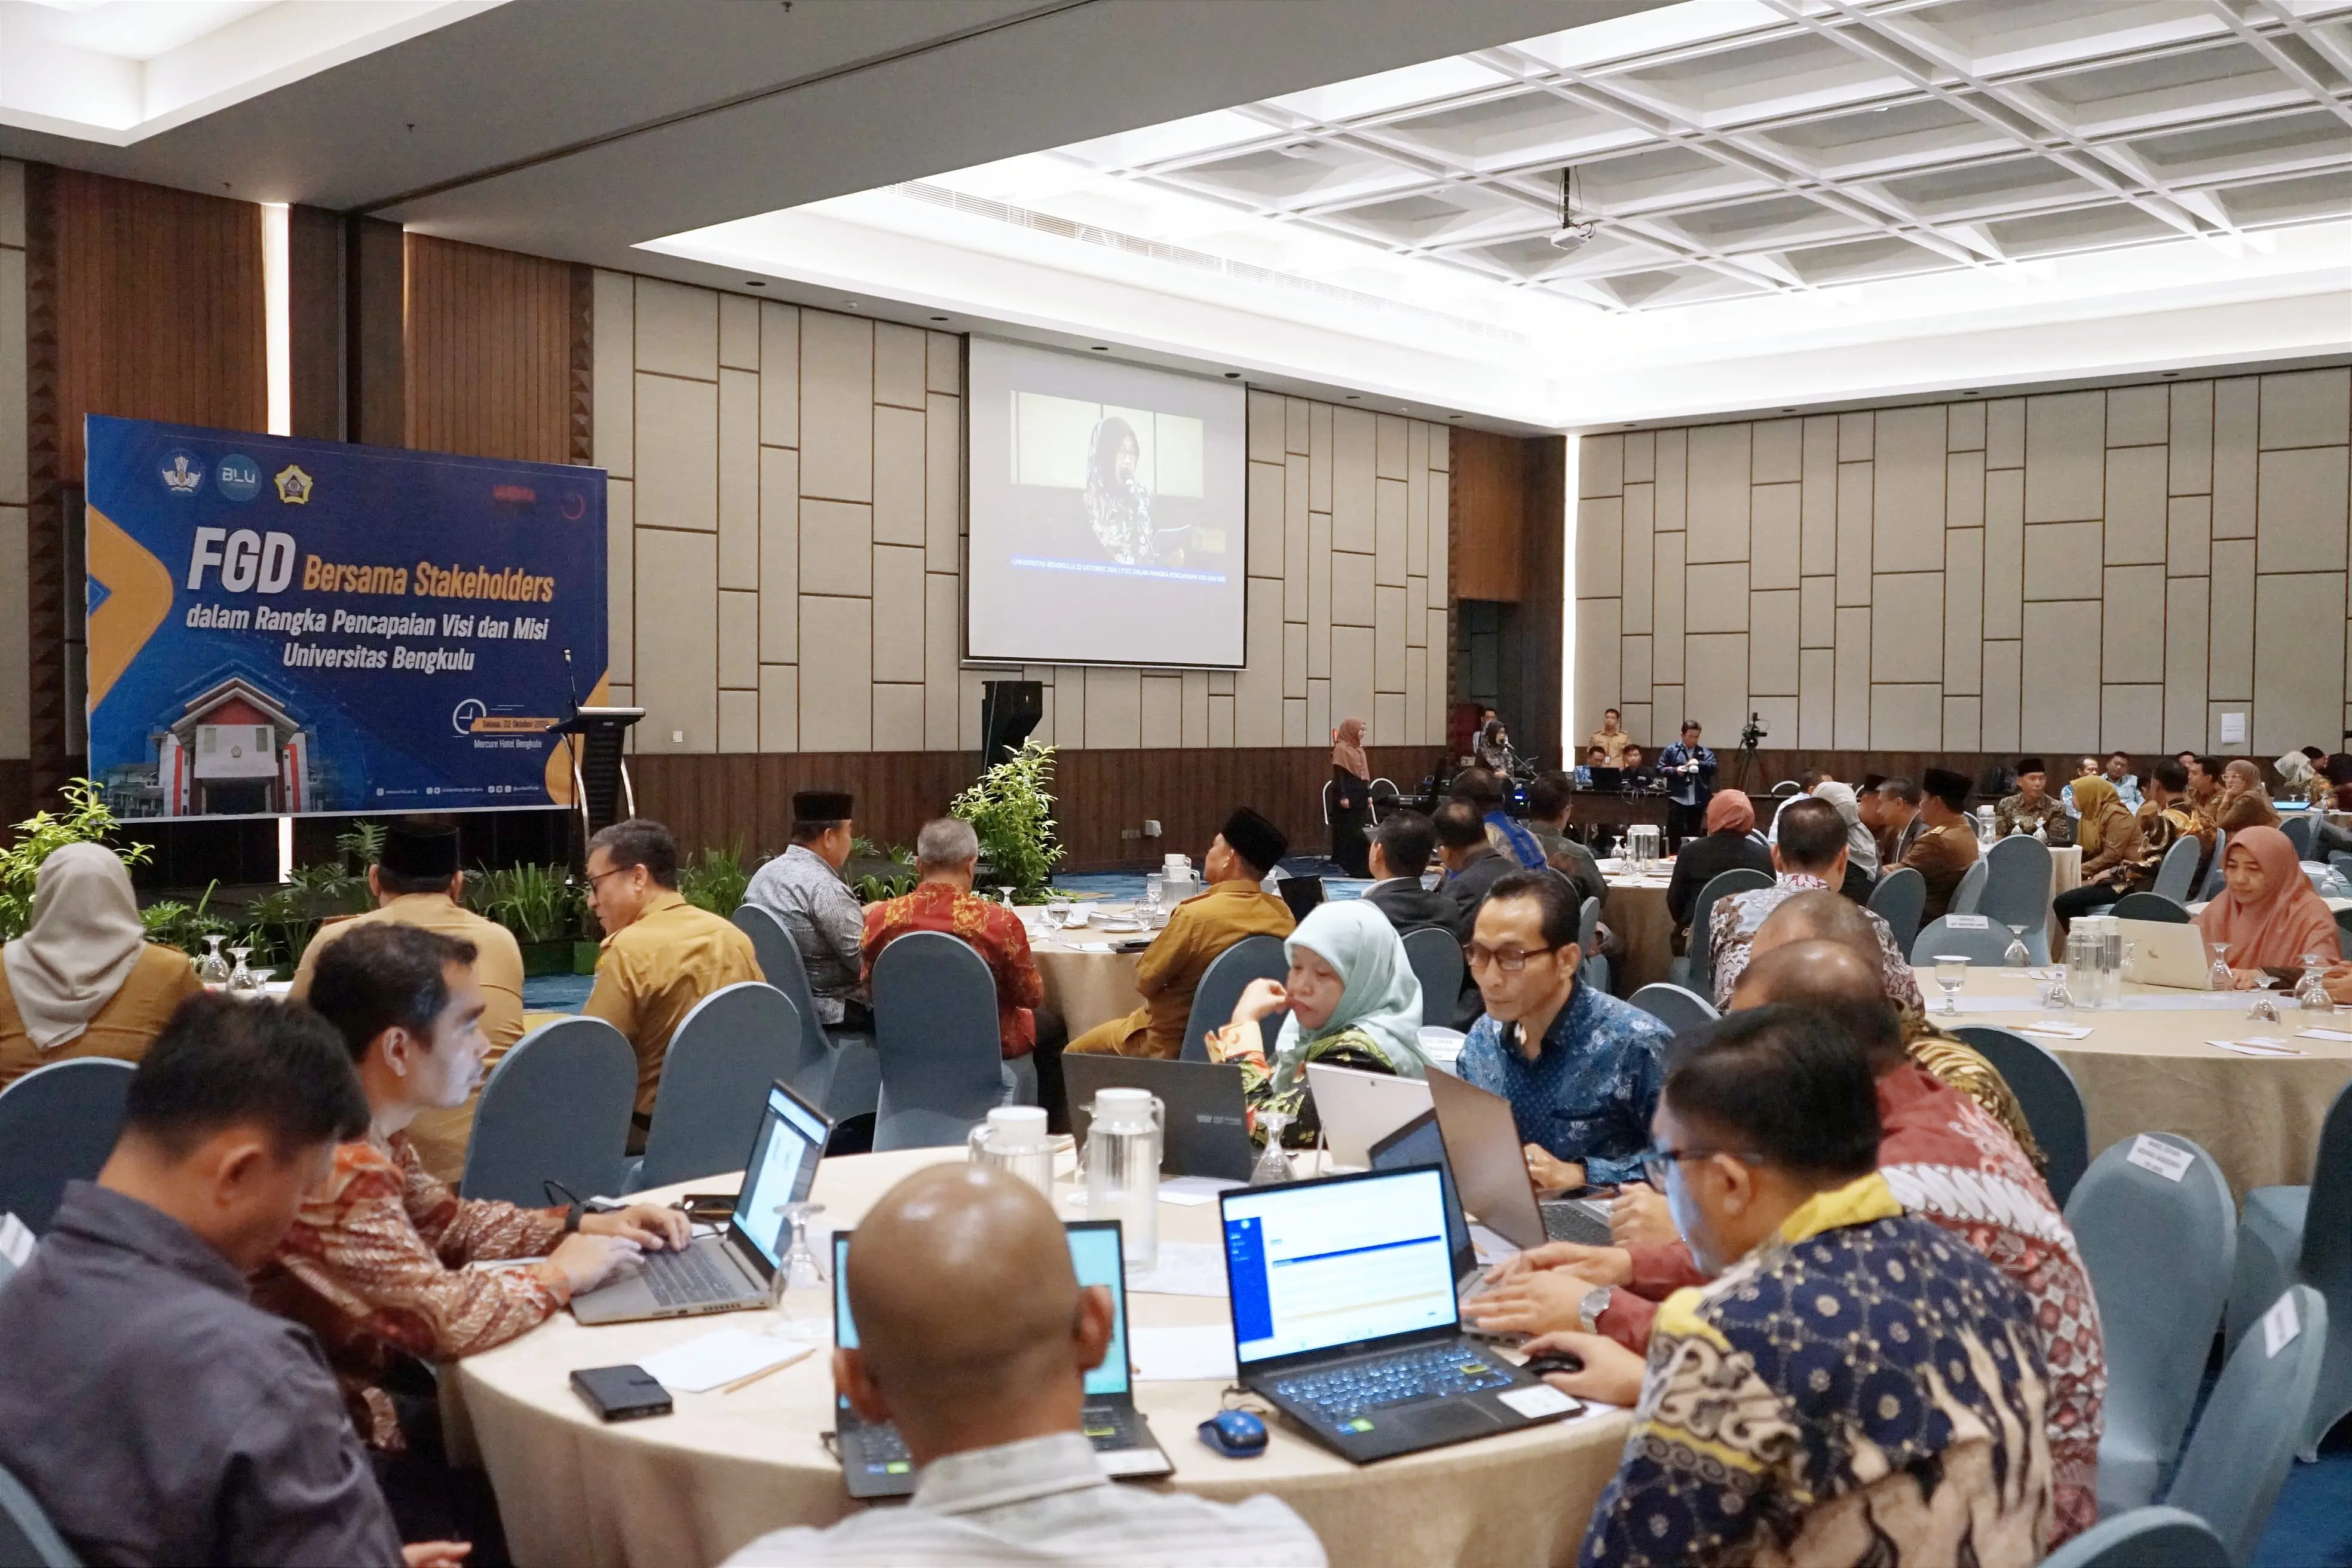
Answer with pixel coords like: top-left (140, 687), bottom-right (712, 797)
top-left (744, 790), bottom-right (870, 1030)
top-left (1064, 808), bottom-right (1296, 1061)
top-left (1894, 767), bottom-right (1982, 924)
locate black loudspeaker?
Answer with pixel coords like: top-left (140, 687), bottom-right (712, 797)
top-left (979, 681), bottom-right (1045, 768)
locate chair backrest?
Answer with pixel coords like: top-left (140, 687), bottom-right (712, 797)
top-left (2296, 1074), bottom-right (2352, 1303)
top-left (1952, 1024), bottom-right (2091, 1204)
top-left (0, 1059), bottom-right (134, 1235)
top-left (1576, 896), bottom-right (1601, 953)
top-left (2282, 812), bottom-right (2317, 859)
top-left (1979, 834), bottom-right (2053, 932)
top-left (1866, 865), bottom-right (1927, 953)
top-left (2150, 833), bottom-right (2204, 902)
top-left (2110, 891), bottom-right (2191, 924)
top-left (2199, 828), bottom-right (2230, 901)
top-left (1319, 777), bottom-right (1334, 824)
top-left (732, 902), bottom-right (843, 1098)
top-left (636, 982), bottom-right (803, 1190)
top-left (2038, 1506), bottom-right (2229, 1568)
top-left (2167, 1285), bottom-right (2329, 1567)
top-left (1909, 915), bottom-right (2013, 967)
top-left (462, 1016), bottom-right (636, 1205)
top-left (1691, 866), bottom-right (1773, 984)
top-left (1770, 779), bottom-right (1801, 796)
top-left (0, 1462), bottom-right (79, 1568)
top-left (1627, 982), bottom-right (1719, 1036)
top-left (1181, 934), bottom-right (1291, 1065)
top-left (871, 932), bottom-right (1004, 1150)
top-left (1947, 855), bottom-right (1990, 914)
top-left (2065, 1132), bottom-right (2237, 1505)
top-left (1369, 778), bottom-right (1399, 820)
top-left (1399, 926), bottom-right (1465, 1029)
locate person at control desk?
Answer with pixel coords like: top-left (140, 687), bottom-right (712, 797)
top-left (1617, 744), bottom-right (1652, 787)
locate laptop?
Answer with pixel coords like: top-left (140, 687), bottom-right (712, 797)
top-left (1064, 1055), bottom-right (1255, 1181)
top-left (2120, 917), bottom-right (2217, 990)
top-left (1221, 1166), bottom-right (1581, 1463)
top-left (1425, 1068), bottom-right (1614, 1250)
top-left (1303, 1061), bottom-right (1432, 1168)
top-left (1367, 1111), bottom-right (1487, 1297)
top-left (1585, 766), bottom-right (1624, 792)
top-left (1276, 875), bottom-right (1326, 921)
top-left (832, 1219), bottom-right (1173, 1497)
top-left (571, 1080), bottom-right (831, 1325)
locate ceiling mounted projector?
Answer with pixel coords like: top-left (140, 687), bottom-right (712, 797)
top-left (1550, 167), bottom-right (1598, 252)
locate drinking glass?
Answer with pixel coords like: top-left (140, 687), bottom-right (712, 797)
top-left (226, 947), bottom-right (259, 996)
top-left (2001, 924), bottom-right (2032, 968)
top-left (1042, 901), bottom-right (1071, 932)
top-left (2298, 954), bottom-right (2334, 1012)
top-left (1933, 956), bottom-right (1970, 1015)
top-left (198, 934), bottom-right (230, 987)
top-left (769, 1200), bottom-right (829, 1339)
top-left (1248, 1110), bottom-right (1294, 1186)
top-left (998, 886), bottom-right (1018, 908)
top-left (2210, 942), bottom-right (2236, 994)
top-left (2247, 973), bottom-right (2281, 1022)
top-left (1144, 874), bottom-right (1165, 915)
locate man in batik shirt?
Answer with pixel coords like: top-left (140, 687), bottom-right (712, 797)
top-left (1995, 756), bottom-right (2072, 842)
top-left (1710, 797), bottom-right (1922, 1010)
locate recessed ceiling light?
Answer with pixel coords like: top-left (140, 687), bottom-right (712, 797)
top-left (1622, 422), bottom-right (1637, 428)
top-left (1447, 414), bottom-right (1462, 421)
top-left (1780, 407), bottom-right (1796, 413)
top-left (843, 299), bottom-right (859, 308)
top-left (1090, 345), bottom-right (1109, 351)
top-left (929, 315), bottom-right (949, 322)
top-left (1224, 372), bottom-right (1240, 379)
top-left (1345, 394), bottom-right (1360, 401)
top-left (1962, 390), bottom-right (1981, 396)
top-left (2162, 371), bottom-right (2179, 378)
top-left (745, 280), bottom-right (765, 288)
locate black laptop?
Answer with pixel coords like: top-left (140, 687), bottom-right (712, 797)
top-left (1585, 766), bottom-right (1624, 791)
top-left (1220, 1166), bottom-right (1581, 1463)
top-left (1276, 875), bottom-right (1325, 920)
top-left (1063, 1055), bottom-right (1255, 1181)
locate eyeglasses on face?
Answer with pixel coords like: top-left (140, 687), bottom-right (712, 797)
top-left (1463, 941), bottom-right (1558, 972)
top-left (1636, 1146), bottom-right (1761, 1186)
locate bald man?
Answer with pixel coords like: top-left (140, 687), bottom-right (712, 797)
top-left (722, 1166), bottom-right (1325, 1567)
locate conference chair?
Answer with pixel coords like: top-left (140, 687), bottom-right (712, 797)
top-left (629, 982), bottom-right (801, 1192)
top-left (0, 1058), bottom-right (133, 1235)
top-left (871, 932), bottom-right (1012, 1151)
top-left (1627, 982), bottom-right (1717, 1036)
top-left (2166, 1285), bottom-right (2328, 1564)
top-left (1979, 834), bottom-right (2053, 963)
top-left (1576, 895), bottom-right (1611, 993)
top-left (2330, 850), bottom-right (2352, 888)
top-left (1678, 866), bottom-right (1772, 993)
top-left (461, 1016), bottom-right (636, 1207)
top-left (2064, 1132), bottom-right (2237, 1514)
top-left (1908, 915), bottom-right (2011, 969)
top-left (1368, 778), bottom-right (1400, 823)
top-left (1947, 855), bottom-right (1990, 915)
top-left (2152, 835), bottom-right (2205, 903)
top-left (735, 903), bottom-right (876, 1120)
top-left (1399, 927), bottom-right (1464, 1029)
top-left (0, 1461), bottom-right (78, 1568)
top-left (2038, 1508), bottom-right (2228, 1568)
top-left (2199, 829), bottom-right (2231, 902)
top-left (1952, 1024), bottom-right (2091, 1205)
top-left (2225, 1074), bottom-right (2352, 1459)
top-left (2282, 812), bottom-right (2318, 860)
top-left (1181, 935), bottom-right (1290, 1065)
top-left (2111, 891), bottom-right (2191, 923)
top-left (1866, 865), bottom-right (1926, 955)
top-left (1769, 780), bottom-right (1801, 796)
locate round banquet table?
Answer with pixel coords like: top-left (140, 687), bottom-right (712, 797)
top-left (1025, 925), bottom-right (1146, 1039)
top-left (1922, 964), bottom-right (2352, 1198)
top-left (1595, 862), bottom-right (1673, 993)
top-left (452, 1149), bottom-right (1633, 1568)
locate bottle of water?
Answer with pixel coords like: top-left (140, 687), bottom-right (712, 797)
top-left (2097, 917), bottom-right (2124, 1007)
top-left (1084, 1088), bottom-right (1163, 1271)
top-left (2065, 923), bottom-right (2095, 1009)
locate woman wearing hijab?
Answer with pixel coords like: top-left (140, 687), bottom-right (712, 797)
top-left (1665, 790), bottom-right (1772, 949)
top-left (1805, 779), bottom-right (1880, 898)
top-left (1206, 902), bottom-right (1426, 1143)
top-left (1327, 717), bottom-right (1373, 878)
top-left (2196, 826), bottom-right (2341, 987)
top-left (2049, 774), bottom-right (2145, 935)
top-left (0, 843), bottom-right (201, 1091)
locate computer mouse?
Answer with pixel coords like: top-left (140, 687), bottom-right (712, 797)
top-left (1198, 1409), bottom-right (1268, 1458)
top-left (1523, 1351), bottom-right (1584, 1379)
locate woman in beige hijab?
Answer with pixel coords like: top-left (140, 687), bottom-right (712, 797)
top-left (0, 843), bottom-right (200, 1091)
top-left (1328, 718), bottom-right (1373, 877)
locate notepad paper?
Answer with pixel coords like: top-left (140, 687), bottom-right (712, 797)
top-left (2209, 1037), bottom-right (2307, 1056)
top-left (1124, 1241), bottom-right (1229, 1297)
top-left (2296, 1028), bottom-right (2352, 1042)
top-left (1129, 1324), bottom-right (1237, 1383)
top-left (2018, 1021), bottom-right (2094, 1040)
top-left (636, 1328), bottom-right (811, 1394)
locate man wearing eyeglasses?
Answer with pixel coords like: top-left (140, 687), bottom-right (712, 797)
top-left (1454, 869), bottom-right (1670, 1195)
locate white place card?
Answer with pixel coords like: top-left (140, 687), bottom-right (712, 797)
top-left (2209, 1039), bottom-right (2307, 1056)
top-left (2019, 1021), bottom-right (2094, 1040)
top-left (1499, 1383), bottom-right (1578, 1418)
top-left (1944, 915), bottom-right (1990, 929)
top-left (2262, 1292), bottom-right (2302, 1358)
top-left (2296, 1028), bottom-right (2352, 1042)
top-left (2124, 1135), bottom-right (2192, 1183)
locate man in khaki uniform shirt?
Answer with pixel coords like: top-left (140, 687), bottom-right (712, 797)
top-left (289, 821), bottom-right (525, 1182)
top-left (1894, 768), bottom-right (1982, 925)
top-left (1065, 808), bottom-right (1294, 1062)
top-left (581, 818), bottom-right (763, 1129)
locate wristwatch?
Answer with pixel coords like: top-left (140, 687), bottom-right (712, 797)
top-left (1578, 1285), bottom-right (1613, 1335)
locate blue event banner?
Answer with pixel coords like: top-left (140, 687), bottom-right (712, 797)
top-left (84, 415), bottom-right (609, 820)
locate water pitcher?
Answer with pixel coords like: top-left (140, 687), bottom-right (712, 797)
top-left (966, 1106), bottom-right (1064, 1201)
top-left (1085, 1087), bottom-right (1163, 1270)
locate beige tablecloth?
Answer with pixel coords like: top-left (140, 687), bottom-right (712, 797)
top-left (454, 1150), bottom-right (1632, 1568)
top-left (1928, 966), bottom-right (2352, 1197)
top-left (1598, 874), bottom-right (1673, 993)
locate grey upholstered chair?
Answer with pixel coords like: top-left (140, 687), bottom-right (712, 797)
top-left (462, 1016), bottom-right (636, 1206)
top-left (0, 1058), bottom-right (133, 1235)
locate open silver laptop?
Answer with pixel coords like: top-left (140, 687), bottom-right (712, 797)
top-left (1304, 1062), bottom-right (1432, 1168)
top-left (571, 1080), bottom-right (831, 1325)
top-left (2118, 918), bottom-right (2216, 990)
top-left (1425, 1068), bottom-right (1612, 1250)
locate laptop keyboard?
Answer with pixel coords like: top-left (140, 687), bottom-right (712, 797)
top-left (1540, 1199), bottom-right (1613, 1246)
top-left (641, 1245), bottom-right (742, 1308)
top-left (1273, 1345), bottom-right (1512, 1425)
top-left (1078, 1404), bottom-right (1141, 1449)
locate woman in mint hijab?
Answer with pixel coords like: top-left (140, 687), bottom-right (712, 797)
top-left (1206, 901), bottom-right (1428, 1143)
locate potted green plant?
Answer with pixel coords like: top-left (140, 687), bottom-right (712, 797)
top-left (466, 863), bottom-right (581, 977)
top-left (950, 740), bottom-right (1064, 903)
top-left (1, 779), bottom-right (151, 941)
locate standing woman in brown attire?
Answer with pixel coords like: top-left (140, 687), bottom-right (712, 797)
top-left (0, 843), bottom-right (200, 1091)
top-left (1328, 717), bottom-right (1373, 878)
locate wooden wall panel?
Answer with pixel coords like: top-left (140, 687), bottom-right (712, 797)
top-left (1450, 427), bottom-right (1527, 601)
top-left (405, 234), bottom-right (574, 464)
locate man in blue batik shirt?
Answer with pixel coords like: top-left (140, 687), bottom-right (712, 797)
top-left (1457, 869), bottom-right (1669, 1192)
top-left (1656, 720), bottom-right (1717, 847)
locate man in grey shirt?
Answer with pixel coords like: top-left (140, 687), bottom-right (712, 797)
top-left (743, 789), bottom-right (869, 1028)
top-left (0, 994), bottom-right (463, 1568)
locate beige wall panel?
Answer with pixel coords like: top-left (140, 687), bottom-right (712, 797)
top-left (1622, 484), bottom-right (1655, 633)
top-left (758, 448), bottom-right (800, 662)
top-left (2171, 380), bottom-right (2213, 495)
top-left (1182, 669), bottom-right (1211, 748)
top-left (800, 498), bottom-right (872, 598)
top-left (636, 529), bottom-right (718, 752)
top-left (2025, 391), bottom-right (2105, 522)
top-left (1748, 696), bottom-right (1796, 749)
top-left (1303, 681), bottom-right (1325, 750)
top-left (1140, 674), bottom-right (1183, 749)
top-left (1289, 398), bottom-right (1313, 457)
top-left (1945, 529), bottom-right (1984, 694)
top-left (1209, 693), bottom-right (1235, 748)
top-left (1949, 401), bottom-right (1986, 452)
top-left (759, 664), bottom-right (797, 752)
top-left (718, 587), bottom-right (758, 688)
top-left (871, 544), bottom-right (926, 683)
top-left (1834, 606), bottom-right (1870, 748)
top-left (2214, 378), bottom-right (2257, 538)
top-left (2022, 521), bottom-right (2102, 599)
top-left (1752, 418), bottom-right (1801, 485)
top-left (1052, 667), bottom-right (1086, 748)
top-left (2209, 538), bottom-right (2254, 701)
top-left (871, 405), bottom-right (926, 547)
top-left (1247, 461), bottom-right (1285, 578)
top-left (1405, 645), bottom-right (1429, 746)
top-left (2102, 563), bottom-right (2165, 673)
top-left (1686, 562), bottom-right (1750, 633)
top-left (1427, 608), bottom-right (1448, 737)
top-left (927, 331), bottom-right (960, 396)
top-left (1686, 422), bottom-right (1751, 564)
top-left (1578, 497), bottom-right (1623, 599)
top-left (2256, 446), bottom-right (2350, 573)
top-left (1799, 647), bottom-right (1835, 747)
top-left (1576, 599), bottom-right (1621, 740)
top-left (1622, 635), bottom-right (1652, 708)
top-left (2020, 602), bottom-right (2100, 751)
top-left (1333, 551), bottom-right (1375, 627)
top-left (1309, 513), bottom-right (1333, 679)
top-left (1209, 669), bottom-right (1235, 696)
top-left (1872, 685), bottom-right (1941, 749)
top-left (1625, 429), bottom-right (1655, 483)
top-left (1631, 693), bottom-right (1667, 746)
top-left (1873, 405), bottom-right (1947, 572)
top-left (2261, 368), bottom-right (2351, 450)
top-left (1982, 641), bottom-right (2022, 752)
top-left (1084, 667), bottom-right (1142, 750)
top-left (759, 304), bottom-right (800, 447)
top-left (1309, 403), bottom-right (1333, 512)
top-left (1407, 440), bottom-right (1430, 580)
top-left (1800, 416), bottom-right (1837, 574)
top-left (1943, 694), bottom-right (1981, 751)
top-left (1375, 477), bottom-right (1408, 587)
top-left (0, 507), bottom-right (23, 757)
top-left (1839, 412), bottom-right (1873, 461)
top-left (797, 596), bottom-right (871, 751)
top-left (0, 161), bottom-right (17, 247)
top-left (635, 278), bottom-right (716, 382)
top-left (2108, 385), bottom-right (2168, 448)
top-left (718, 689), bottom-right (758, 754)
top-left (924, 394), bottom-right (961, 571)
top-left (1278, 458), bottom-right (1310, 602)
top-left (1236, 583), bottom-right (1284, 747)
top-left (718, 293), bottom-right (759, 372)
top-left (2254, 572), bottom-right (2347, 753)
top-left (1284, 503), bottom-right (1311, 622)
top-left (718, 368), bottom-right (760, 588)
top-left (0, 250), bottom-right (20, 506)
top-left (1653, 532), bottom-right (1685, 684)
top-left (2169, 495), bottom-right (2212, 578)
top-left (1835, 460), bottom-right (1872, 605)
top-left (1374, 691), bottom-right (1407, 747)
top-left (1375, 584), bottom-right (1409, 693)
top-left (1579, 432), bottom-right (1621, 497)
top-left (1430, 480), bottom-right (1448, 604)
top-left (592, 271), bottom-right (634, 478)
top-left (1987, 399), bottom-right (2025, 470)
top-left (1330, 626), bottom-right (1376, 742)
top-left (1984, 467), bottom-right (2024, 638)
top-left (1247, 392), bottom-right (1284, 464)
top-left (1376, 415), bottom-right (1408, 482)
top-left (2101, 684), bottom-right (2163, 753)
top-left (925, 573), bottom-right (960, 750)
top-left (872, 684), bottom-right (924, 751)
top-left (635, 374), bottom-right (718, 532)
top-left (1800, 575), bottom-right (1835, 648)
top-left (1946, 450), bottom-right (1984, 531)
top-left (1750, 589), bottom-right (1799, 695)
top-left (800, 312), bottom-right (874, 503)
top-left (1872, 572), bottom-right (1944, 683)
top-left (1684, 633), bottom-right (1748, 740)
top-left (1332, 409), bottom-right (1376, 553)
top-left (1282, 621), bottom-right (1307, 701)
top-left (1432, 426), bottom-right (1449, 473)
top-left (2105, 444), bottom-right (2167, 565)
top-left (1655, 428), bottom-right (1687, 532)
top-left (872, 323), bottom-right (926, 411)
top-left (1751, 482), bottom-right (1801, 590)
top-left (607, 479), bottom-right (635, 684)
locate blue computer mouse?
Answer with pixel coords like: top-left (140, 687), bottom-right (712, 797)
top-left (1198, 1409), bottom-right (1268, 1458)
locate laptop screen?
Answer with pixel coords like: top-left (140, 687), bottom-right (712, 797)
top-left (1368, 1112), bottom-right (1471, 1278)
top-left (1223, 1168), bottom-right (1459, 1367)
top-left (732, 1083), bottom-right (828, 1269)
top-left (833, 1221), bottom-right (1131, 1399)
